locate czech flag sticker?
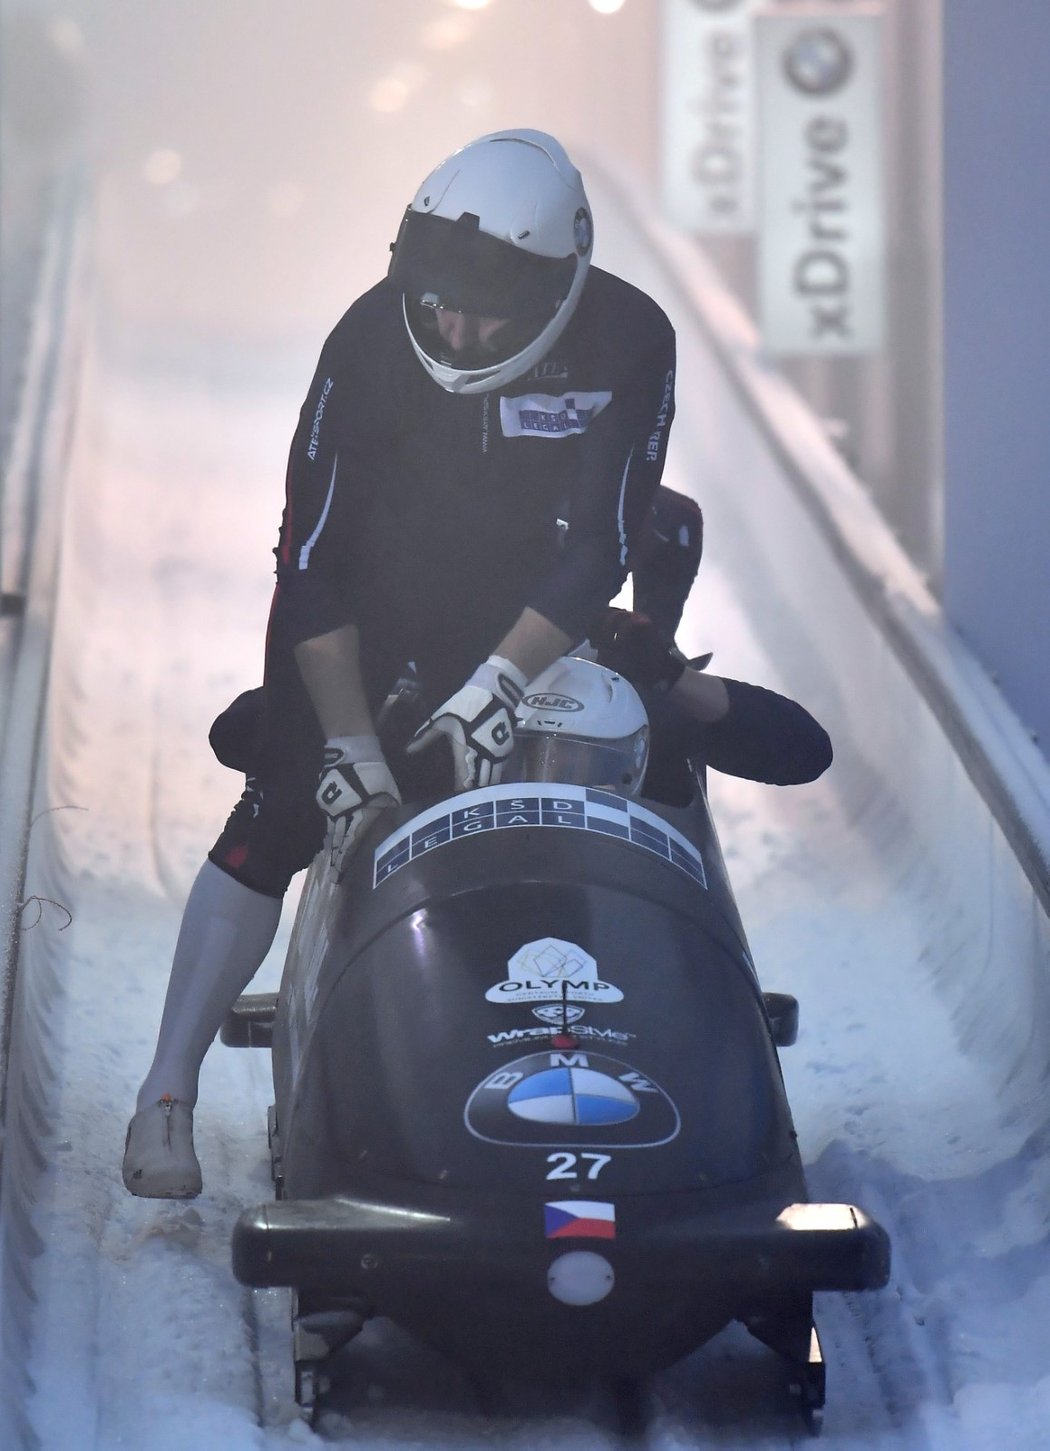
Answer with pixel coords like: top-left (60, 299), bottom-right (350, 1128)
top-left (544, 1200), bottom-right (616, 1240)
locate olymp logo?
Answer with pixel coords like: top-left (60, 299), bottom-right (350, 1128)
top-left (485, 937), bottom-right (624, 1005)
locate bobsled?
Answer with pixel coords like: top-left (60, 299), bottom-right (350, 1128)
top-left (224, 658), bottom-right (889, 1428)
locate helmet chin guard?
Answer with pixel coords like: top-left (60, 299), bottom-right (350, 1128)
top-left (388, 129), bottom-right (593, 394)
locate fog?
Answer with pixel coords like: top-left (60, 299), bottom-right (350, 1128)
top-left (4, 0), bottom-right (657, 347)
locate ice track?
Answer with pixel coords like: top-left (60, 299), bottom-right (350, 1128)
top-left (14, 174), bottom-right (1050, 1449)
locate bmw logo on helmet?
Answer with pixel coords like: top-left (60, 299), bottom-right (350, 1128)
top-left (783, 27), bottom-right (855, 97)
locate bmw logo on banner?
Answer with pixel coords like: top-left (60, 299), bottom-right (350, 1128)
top-left (782, 26), bottom-right (854, 96)
top-left (755, 3), bottom-right (886, 355)
top-left (464, 1050), bottom-right (681, 1148)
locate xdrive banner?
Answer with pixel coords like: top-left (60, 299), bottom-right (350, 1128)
top-left (755, 4), bottom-right (886, 355)
top-left (661, 0), bottom-right (764, 235)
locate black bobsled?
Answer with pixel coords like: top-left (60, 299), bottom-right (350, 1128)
top-left (227, 762), bottom-right (889, 1427)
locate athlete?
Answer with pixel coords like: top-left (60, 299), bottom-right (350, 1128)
top-left (585, 607), bottom-right (833, 802)
top-left (122, 129), bottom-right (680, 1198)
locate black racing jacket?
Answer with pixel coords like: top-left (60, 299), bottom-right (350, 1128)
top-left (272, 268), bottom-right (676, 702)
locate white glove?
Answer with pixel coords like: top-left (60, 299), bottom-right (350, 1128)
top-left (316, 735), bottom-right (401, 871)
top-left (407, 655), bottom-right (528, 791)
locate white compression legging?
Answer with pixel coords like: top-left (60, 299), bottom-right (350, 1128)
top-left (136, 860), bottom-right (283, 1110)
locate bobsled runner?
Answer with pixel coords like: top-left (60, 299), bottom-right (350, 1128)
top-left (224, 658), bottom-right (889, 1430)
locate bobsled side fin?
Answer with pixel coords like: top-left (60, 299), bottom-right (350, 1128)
top-left (763, 992), bottom-right (800, 1047)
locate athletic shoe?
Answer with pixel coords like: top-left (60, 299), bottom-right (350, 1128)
top-left (122, 1095), bottom-right (202, 1199)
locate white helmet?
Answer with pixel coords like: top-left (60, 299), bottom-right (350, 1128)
top-left (508, 657), bottom-right (649, 797)
top-left (387, 129), bottom-right (593, 394)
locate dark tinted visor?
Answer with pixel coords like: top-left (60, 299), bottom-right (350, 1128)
top-left (388, 207), bottom-right (576, 318)
top-left (403, 297), bottom-right (548, 371)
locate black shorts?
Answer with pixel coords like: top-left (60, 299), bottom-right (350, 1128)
top-left (208, 631), bottom-right (449, 897)
top-left (208, 616), bottom-right (327, 896)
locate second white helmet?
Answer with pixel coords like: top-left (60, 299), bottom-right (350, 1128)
top-left (387, 129), bottom-right (593, 394)
top-left (508, 657), bottom-right (650, 798)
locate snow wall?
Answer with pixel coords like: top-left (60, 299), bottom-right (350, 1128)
top-left (0, 174), bottom-right (92, 1451)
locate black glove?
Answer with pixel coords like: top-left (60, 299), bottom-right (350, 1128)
top-left (588, 608), bottom-right (690, 692)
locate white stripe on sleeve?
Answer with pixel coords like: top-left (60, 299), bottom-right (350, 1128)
top-left (616, 447), bottom-right (632, 567)
top-left (298, 455), bottom-right (338, 571)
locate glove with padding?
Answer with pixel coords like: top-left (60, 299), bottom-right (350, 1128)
top-left (407, 655), bottom-right (528, 791)
top-left (316, 735), bottom-right (401, 871)
top-left (588, 607), bottom-right (690, 692)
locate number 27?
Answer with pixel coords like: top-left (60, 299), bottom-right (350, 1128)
top-left (546, 1152), bottom-right (611, 1181)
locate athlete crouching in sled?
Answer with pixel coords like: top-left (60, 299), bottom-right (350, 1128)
top-left (122, 128), bottom-right (686, 1198)
top-left (502, 609), bottom-right (832, 821)
top-left (584, 607), bottom-right (832, 802)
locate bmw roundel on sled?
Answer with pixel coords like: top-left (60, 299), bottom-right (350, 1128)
top-left (224, 656), bottom-right (890, 1428)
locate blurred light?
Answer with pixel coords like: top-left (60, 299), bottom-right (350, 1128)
top-left (458, 77), bottom-right (495, 110)
top-left (421, 14), bottom-right (473, 50)
top-left (3, 13), bottom-right (88, 146)
top-left (449, 0), bottom-right (492, 11)
top-left (163, 183), bottom-right (200, 219)
top-left (143, 149), bottom-right (183, 186)
top-left (589, 0), bottom-right (626, 12)
top-left (46, 17), bottom-right (86, 57)
top-left (369, 77), bottom-right (410, 113)
top-left (266, 183), bottom-right (306, 220)
top-left (368, 62), bottom-right (427, 114)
